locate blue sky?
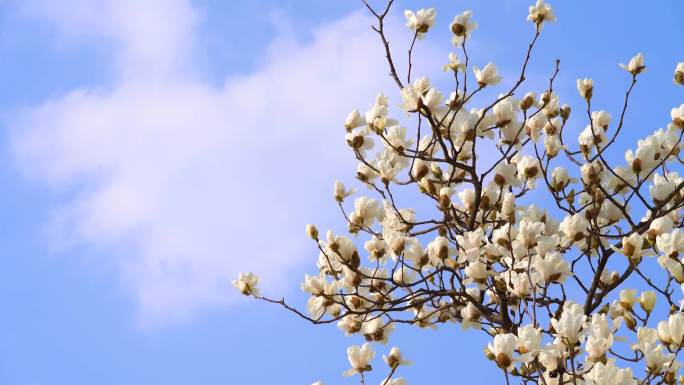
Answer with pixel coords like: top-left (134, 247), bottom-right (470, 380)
top-left (0, 1), bottom-right (682, 384)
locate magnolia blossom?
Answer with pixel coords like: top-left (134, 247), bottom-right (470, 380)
top-left (232, 272), bottom-right (259, 296)
top-left (473, 63), bottom-right (502, 87)
top-left (533, 252), bottom-right (571, 283)
top-left (444, 52), bottom-right (466, 72)
top-left (527, 0), bottom-right (556, 27)
top-left (672, 103), bottom-right (684, 129)
top-left (619, 52), bottom-right (646, 75)
top-left (343, 343), bottom-right (375, 377)
top-left (334, 180), bottom-right (356, 202)
top-left (585, 360), bottom-right (637, 385)
top-left (658, 313), bottom-right (684, 348)
top-left (450, 11), bottom-right (477, 45)
top-left (559, 213), bottom-right (589, 242)
top-left (344, 109), bottom-right (364, 131)
top-left (577, 78), bottom-right (594, 100)
top-left (488, 333), bottom-right (518, 369)
top-left (550, 301), bottom-right (586, 344)
top-left (383, 347), bottom-right (411, 368)
top-left (405, 8), bottom-right (436, 37)
top-left (517, 324), bottom-right (542, 357)
top-left (640, 291), bottom-right (657, 313)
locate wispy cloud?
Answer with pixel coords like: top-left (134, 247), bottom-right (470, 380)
top-left (9, 0), bottom-right (442, 326)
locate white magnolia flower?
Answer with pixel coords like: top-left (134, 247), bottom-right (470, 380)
top-left (559, 213), bottom-right (589, 243)
top-left (544, 134), bottom-right (562, 158)
top-left (648, 216), bottom-right (674, 242)
top-left (334, 180), bottom-right (356, 202)
top-left (444, 52), bottom-right (466, 72)
top-left (650, 172), bottom-right (683, 204)
top-left (473, 63), bottom-right (502, 87)
top-left (517, 324), bottom-right (542, 357)
top-left (427, 236), bottom-right (451, 264)
top-left (640, 291), bottom-right (657, 313)
top-left (585, 360), bottom-right (636, 385)
top-left (657, 313), bottom-right (684, 347)
top-left (585, 313), bottom-right (619, 362)
top-left (488, 333), bottom-right (518, 369)
top-left (343, 343), bottom-right (375, 377)
top-left (361, 317), bottom-right (394, 344)
top-left (516, 155), bottom-right (541, 188)
top-left (527, 0), bottom-right (556, 28)
top-left (592, 110), bottom-right (612, 128)
top-left (671, 103), bottom-right (684, 129)
top-left (618, 233), bottom-right (645, 262)
top-left (350, 196), bottom-right (384, 229)
top-left (533, 252), bottom-right (571, 283)
top-left (580, 161), bottom-right (603, 186)
top-left (345, 109), bottom-right (364, 131)
top-left (464, 259), bottom-right (490, 284)
top-left (551, 166), bottom-right (570, 191)
top-left (493, 162), bottom-right (521, 187)
top-left (576, 78), bottom-right (594, 100)
top-left (383, 347), bottom-right (412, 368)
top-left (518, 219), bottom-right (545, 248)
top-left (232, 272), bottom-right (260, 296)
top-left (550, 301), bottom-right (586, 344)
top-left (405, 8), bottom-right (436, 37)
top-left (450, 11), bottom-right (477, 45)
top-left (301, 273), bottom-right (327, 295)
top-left (619, 52), bottom-right (646, 75)
top-left (657, 229), bottom-right (684, 257)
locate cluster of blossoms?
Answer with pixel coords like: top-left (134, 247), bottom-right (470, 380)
top-left (234, 1), bottom-right (684, 384)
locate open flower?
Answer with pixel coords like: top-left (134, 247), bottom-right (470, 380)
top-left (383, 347), bottom-right (412, 368)
top-left (488, 333), bottom-right (518, 370)
top-left (619, 52), bottom-right (646, 75)
top-left (533, 252), bottom-right (571, 283)
top-left (527, 0), bottom-right (556, 28)
top-left (671, 103), bottom-right (684, 129)
top-left (232, 272), bottom-right (260, 296)
top-left (345, 109), bottom-right (364, 131)
top-left (450, 11), bottom-right (477, 45)
top-left (405, 8), bottom-right (436, 37)
top-left (577, 78), bottom-right (594, 100)
top-left (473, 63), bottom-right (502, 87)
top-left (343, 343), bottom-right (375, 377)
top-left (550, 301), bottom-right (586, 344)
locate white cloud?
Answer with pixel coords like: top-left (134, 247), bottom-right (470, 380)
top-left (10, 0), bottom-right (442, 326)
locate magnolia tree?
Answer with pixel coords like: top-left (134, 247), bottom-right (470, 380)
top-left (233, 1), bottom-right (684, 384)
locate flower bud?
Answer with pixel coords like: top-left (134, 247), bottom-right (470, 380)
top-left (640, 291), bottom-right (656, 313)
top-left (675, 63), bottom-right (684, 86)
top-left (520, 92), bottom-right (535, 110)
top-left (306, 224), bottom-right (319, 240)
top-left (576, 78), bottom-right (593, 101)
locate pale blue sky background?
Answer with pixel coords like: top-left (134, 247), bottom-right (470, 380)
top-left (0, 1), bottom-right (682, 384)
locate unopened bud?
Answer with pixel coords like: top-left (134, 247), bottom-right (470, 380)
top-left (306, 224), bottom-right (319, 240)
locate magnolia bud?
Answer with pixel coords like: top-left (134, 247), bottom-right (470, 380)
top-left (640, 291), bottom-right (656, 313)
top-left (560, 104), bottom-right (571, 122)
top-left (675, 71), bottom-right (684, 86)
top-left (306, 224), bottom-right (319, 240)
top-left (520, 92), bottom-right (535, 110)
